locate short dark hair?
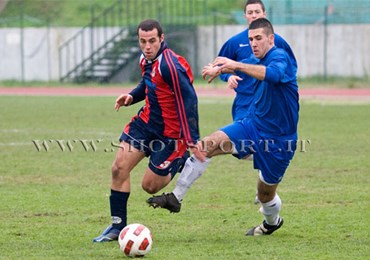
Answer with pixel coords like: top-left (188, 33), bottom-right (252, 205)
top-left (244, 0), bottom-right (266, 13)
top-left (249, 17), bottom-right (274, 35)
top-left (137, 19), bottom-right (163, 37)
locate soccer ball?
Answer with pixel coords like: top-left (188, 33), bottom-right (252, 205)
top-left (118, 223), bottom-right (153, 257)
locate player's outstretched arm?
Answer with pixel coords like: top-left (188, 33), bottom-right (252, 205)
top-left (214, 56), bottom-right (266, 81)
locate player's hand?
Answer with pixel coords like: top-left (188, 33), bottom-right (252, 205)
top-left (115, 94), bottom-right (133, 111)
top-left (189, 142), bottom-right (207, 162)
top-left (202, 63), bottom-right (221, 84)
top-left (227, 75), bottom-right (243, 89)
top-left (213, 57), bottom-right (238, 71)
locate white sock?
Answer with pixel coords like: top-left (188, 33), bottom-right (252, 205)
top-left (260, 194), bottom-right (282, 226)
top-left (173, 155), bottom-right (211, 202)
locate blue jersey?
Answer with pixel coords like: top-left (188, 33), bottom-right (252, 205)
top-left (220, 46), bottom-right (299, 184)
top-left (218, 29), bottom-right (297, 121)
top-left (250, 46), bottom-right (299, 138)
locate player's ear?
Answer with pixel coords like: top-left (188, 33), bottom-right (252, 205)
top-left (160, 33), bottom-right (164, 43)
top-left (269, 33), bottom-right (275, 45)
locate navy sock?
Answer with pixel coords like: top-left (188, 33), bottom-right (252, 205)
top-left (110, 189), bottom-right (130, 230)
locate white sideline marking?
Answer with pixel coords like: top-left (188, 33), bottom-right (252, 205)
top-left (0, 142), bottom-right (32, 146)
top-left (0, 128), bottom-right (116, 136)
top-left (0, 129), bottom-right (118, 147)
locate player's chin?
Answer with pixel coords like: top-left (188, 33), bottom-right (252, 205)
top-left (145, 53), bottom-right (154, 59)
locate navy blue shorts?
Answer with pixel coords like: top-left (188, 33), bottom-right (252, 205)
top-left (220, 118), bottom-right (297, 184)
top-left (119, 117), bottom-right (189, 178)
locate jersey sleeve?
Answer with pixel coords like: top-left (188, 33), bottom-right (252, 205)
top-left (217, 39), bottom-right (237, 82)
top-left (128, 79), bottom-right (146, 105)
top-left (161, 50), bottom-right (200, 146)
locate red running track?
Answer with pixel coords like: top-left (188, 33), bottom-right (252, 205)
top-left (0, 87), bottom-right (370, 100)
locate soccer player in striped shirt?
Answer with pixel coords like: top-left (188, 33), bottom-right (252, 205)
top-left (93, 19), bottom-right (201, 242)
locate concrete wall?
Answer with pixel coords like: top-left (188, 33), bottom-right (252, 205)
top-left (0, 27), bottom-right (79, 81)
top-left (197, 24), bottom-right (370, 78)
top-left (0, 24), bottom-right (369, 81)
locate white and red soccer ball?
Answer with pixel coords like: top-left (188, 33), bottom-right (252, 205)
top-left (118, 223), bottom-right (153, 257)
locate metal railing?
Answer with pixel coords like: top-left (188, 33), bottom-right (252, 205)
top-left (58, 0), bottom-right (211, 83)
top-left (59, 0), bottom-right (128, 82)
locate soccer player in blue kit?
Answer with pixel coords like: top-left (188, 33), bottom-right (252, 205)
top-left (93, 19), bottom-right (201, 242)
top-left (149, 18), bottom-right (299, 236)
top-left (217, 0), bottom-right (297, 205)
top-left (147, 0), bottom-right (297, 213)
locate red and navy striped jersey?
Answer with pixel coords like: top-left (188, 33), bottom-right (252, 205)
top-left (129, 42), bottom-right (200, 146)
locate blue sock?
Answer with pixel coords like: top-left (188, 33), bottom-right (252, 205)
top-left (110, 189), bottom-right (130, 230)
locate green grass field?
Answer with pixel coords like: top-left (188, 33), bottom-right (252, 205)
top-left (0, 95), bottom-right (369, 259)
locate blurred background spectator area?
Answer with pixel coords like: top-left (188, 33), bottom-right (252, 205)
top-left (0, 0), bottom-right (369, 83)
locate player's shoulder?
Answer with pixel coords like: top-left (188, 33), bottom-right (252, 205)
top-left (161, 49), bottom-right (193, 74)
top-left (268, 46), bottom-right (289, 61)
top-left (166, 49), bottom-right (190, 65)
top-left (161, 48), bottom-right (180, 63)
top-left (226, 28), bottom-right (249, 44)
top-left (275, 46), bottom-right (289, 55)
top-left (273, 33), bottom-right (291, 48)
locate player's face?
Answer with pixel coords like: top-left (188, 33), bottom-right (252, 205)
top-left (248, 28), bottom-right (274, 59)
top-left (245, 4), bottom-right (266, 25)
top-left (138, 28), bottom-right (164, 60)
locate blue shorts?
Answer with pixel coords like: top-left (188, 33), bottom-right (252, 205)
top-left (220, 118), bottom-right (297, 184)
top-left (119, 117), bottom-right (189, 178)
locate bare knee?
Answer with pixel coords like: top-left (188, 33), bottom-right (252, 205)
top-left (142, 183), bottom-right (160, 194)
top-left (141, 171), bottom-right (171, 194)
top-left (111, 162), bottom-right (119, 179)
top-left (141, 176), bottom-right (166, 194)
top-left (111, 160), bottom-right (130, 184)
